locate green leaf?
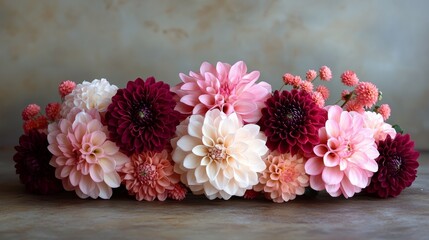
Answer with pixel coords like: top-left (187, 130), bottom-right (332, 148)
top-left (392, 124), bottom-right (403, 134)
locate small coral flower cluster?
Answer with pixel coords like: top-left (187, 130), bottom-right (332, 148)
top-left (14, 61), bottom-right (419, 203)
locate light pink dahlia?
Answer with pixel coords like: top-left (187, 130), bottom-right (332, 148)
top-left (48, 107), bottom-right (129, 199)
top-left (254, 152), bottom-right (309, 203)
top-left (305, 105), bottom-right (379, 198)
top-left (119, 150), bottom-right (179, 201)
top-left (171, 109), bottom-right (268, 200)
top-left (173, 61), bottom-right (272, 124)
top-left (362, 111), bottom-right (396, 143)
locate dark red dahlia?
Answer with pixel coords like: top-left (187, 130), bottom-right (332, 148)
top-left (367, 134), bottom-right (419, 198)
top-left (13, 130), bottom-right (62, 194)
top-left (260, 89), bottom-right (327, 155)
top-left (105, 77), bottom-right (180, 154)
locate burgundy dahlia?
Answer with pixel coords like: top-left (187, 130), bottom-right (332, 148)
top-left (260, 89), bottom-right (327, 155)
top-left (105, 77), bottom-right (180, 154)
top-left (367, 134), bottom-right (419, 198)
top-left (13, 130), bottom-right (62, 194)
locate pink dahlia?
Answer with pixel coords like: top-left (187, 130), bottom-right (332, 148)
top-left (48, 108), bottom-right (129, 199)
top-left (260, 89), bottom-right (327, 155)
top-left (355, 82), bottom-right (379, 108)
top-left (173, 61), bottom-right (272, 124)
top-left (366, 134), bottom-right (419, 198)
top-left (119, 150), bottom-right (179, 201)
top-left (105, 77), bottom-right (180, 154)
top-left (167, 183), bottom-right (188, 200)
top-left (305, 106), bottom-right (379, 198)
top-left (254, 152), bottom-right (309, 203)
top-left (341, 70), bottom-right (359, 86)
top-left (14, 130), bottom-right (62, 194)
top-left (319, 66), bottom-right (332, 81)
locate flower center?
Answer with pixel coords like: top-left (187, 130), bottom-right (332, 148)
top-left (137, 163), bottom-right (157, 184)
top-left (138, 105), bottom-right (152, 121)
top-left (386, 156), bottom-right (402, 176)
top-left (278, 105), bottom-right (305, 128)
top-left (208, 144), bottom-right (227, 162)
top-left (280, 167), bottom-right (295, 183)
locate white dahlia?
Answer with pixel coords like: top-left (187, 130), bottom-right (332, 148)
top-left (171, 109), bottom-right (268, 200)
top-left (61, 78), bottom-right (118, 117)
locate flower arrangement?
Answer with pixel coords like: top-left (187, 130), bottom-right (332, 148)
top-left (14, 61), bottom-right (420, 202)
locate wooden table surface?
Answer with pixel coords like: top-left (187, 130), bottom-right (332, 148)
top-left (1, 148), bottom-right (428, 240)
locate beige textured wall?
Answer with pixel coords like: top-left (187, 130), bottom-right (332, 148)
top-left (1, 0), bottom-right (428, 150)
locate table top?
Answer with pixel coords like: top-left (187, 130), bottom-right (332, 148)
top-left (1, 148), bottom-right (428, 240)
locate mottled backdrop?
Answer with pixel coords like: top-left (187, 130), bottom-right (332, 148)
top-left (1, 0), bottom-right (428, 150)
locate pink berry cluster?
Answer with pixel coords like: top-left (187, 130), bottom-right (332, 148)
top-left (339, 70), bottom-right (390, 120)
top-left (21, 80), bottom-right (76, 133)
top-left (281, 66), bottom-right (391, 120)
top-left (282, 66), bottom-right (332, 107)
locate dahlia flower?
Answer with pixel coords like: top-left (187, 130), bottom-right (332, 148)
top-left (105, 77), bottom-right (180, 154)
top-left (260, 89), bottom-right (327, 155)
top-left (254, 152), bottom-right (309, 203)
top-left (167, 183), bottom-right (188, 200)
top-left (305, 105), bottom-right (379, 198)
top-left (119, 150), bottom-right (179, 201)
top-left (14, 130), bottom-right (62, 194)
top-left (367, 134), bottom-right (419, 198)
top-left (362, 111), bottom-right (396, 142)
top-left (173, 61), bottom-right (272, 124)
top-left (48, 108), bottom-right (129, 199)
top-left (171, 109), bottom-right (268, 200)
top-left (61, 78), bottom-right (118, 117)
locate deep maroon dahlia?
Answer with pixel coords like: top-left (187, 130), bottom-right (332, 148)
top-left (105, 77), bottom-right (180, 154)
top-left (13, 130), bottom-right (62, 194)
top-left (367, 134), bottom-right (419, 198)
top-left (259, 89), bottom-right (327, 155)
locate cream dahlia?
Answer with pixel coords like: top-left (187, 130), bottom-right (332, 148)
top-left (173, 61), bottom-right (272, 123)
top-left (48, 107), bottom-right (129, 199)
top-left (254, 152), bottom-right (309, 203)
top-left (171, 109), bottom-right (268, 200)
top-left (305, 105), bottom-right (379, 198)
top-left (61, 78), bottom-right (118, 117)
